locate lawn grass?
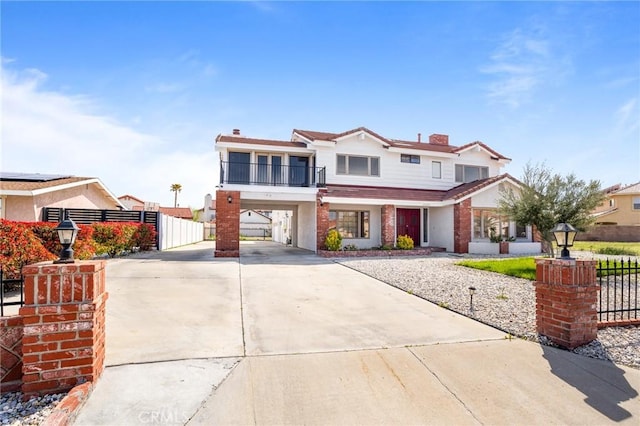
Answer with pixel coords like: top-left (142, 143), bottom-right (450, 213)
top-left (569, 241), bottom-right (640, 256)
top-left (457, 257), bottom-right (538, 280)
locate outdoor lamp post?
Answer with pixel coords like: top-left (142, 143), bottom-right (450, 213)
top-left (468, 286), bottom-right (476, 312)
top-left (552, 222), bottom-right (578, 260)
top-left (54, 216), bottom-right (80, 264)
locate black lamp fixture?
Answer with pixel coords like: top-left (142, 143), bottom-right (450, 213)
top-left (227, 195), bottom-right (233, 203)
top-left (468, 286), bottom-right (476, 312)
top-left (552, 222), bottom-right (578, 260)
top-left (53, 214), bottom-right (80, 264)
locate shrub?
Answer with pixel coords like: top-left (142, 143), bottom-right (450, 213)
top-left (0, 219), bottom-right (56, 278)
top-left (92, 222), bottom-right (138, 257)
top-left (324, 228), bottom-right (342, 251)
top-left (26, 221), bottom-right (96, 260)
top-left (595, 246), bottom-right (637, 256)
top-left (396, 234), bottom-right (414, 250)
top-left (343, 244), bottom-right (358, 251)
top-left (133, 223), bottom-right (157, 251)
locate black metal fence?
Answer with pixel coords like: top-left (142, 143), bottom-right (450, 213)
top-left (220, 161), bottom-right (326, 187)
top-left (1, 270), bottom-right (24, 317)
top-left (597, 259), bottom-right (639, 323)
top-left (42, 207), bottom-right (160, 248)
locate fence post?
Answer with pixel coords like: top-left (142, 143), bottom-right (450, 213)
top-left (19, 260), bottom-right (108, 399)
top-left (535, 258), bottom-right (599, 349)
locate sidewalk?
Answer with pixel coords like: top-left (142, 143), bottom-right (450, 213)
top-left (74, 241), bottom-right (639, 425)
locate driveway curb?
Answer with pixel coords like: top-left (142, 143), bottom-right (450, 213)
top-left (42, 382), bottom-right (93, 426)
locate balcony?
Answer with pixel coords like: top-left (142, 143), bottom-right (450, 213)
top-left (220, 161), bottom-right (326, 188)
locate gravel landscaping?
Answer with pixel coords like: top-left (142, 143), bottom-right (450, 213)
top-left (337, 251), bottom-right (640, 370)
top-left (0, 392), bottom-right (66, 426)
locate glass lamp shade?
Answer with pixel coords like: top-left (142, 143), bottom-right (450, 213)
top-left (552, 223), bottom-right (577, 248)
top-left (55, 219), bottom-right (79, 245)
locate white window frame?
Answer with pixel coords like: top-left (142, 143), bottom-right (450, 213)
top-left (455, 164), bottom-right (489, 183)
top-left (329, 210), bottom-right (370, 239)
top-left (400, 154), bottom-right (420, 164)
top-left (432, 161), bottom-right (442, 179)
top-left (336, 154), bottom-right (380, 177)
top-left (633, 197), bottom-right (640, 210)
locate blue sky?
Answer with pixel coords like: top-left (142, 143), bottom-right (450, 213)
top-left (2, 1), bottom-right (639, 209)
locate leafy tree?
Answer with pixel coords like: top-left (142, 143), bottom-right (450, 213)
top-left (498, 162), bottom-right (604, 257)
top-left (170, 183), bottom-right (182, 207)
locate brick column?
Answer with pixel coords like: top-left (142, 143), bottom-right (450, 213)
top-left (316, 191), bottom-right (330, 251)
top-left (453, 199), bottom-right (471, 254)
top-left (535, 259), bottom-right (598, 349)
top-left (19, 261), bottom-right (108, 399)
top-left (215, 190), bottom-right (240, 257)
top-left (0, 316), bottom-right (24, 393)
top-left (381, 205), bottom-right (395, 247)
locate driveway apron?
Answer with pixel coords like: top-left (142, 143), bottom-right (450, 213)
top-left (75, 241), bottom-right (640, 425)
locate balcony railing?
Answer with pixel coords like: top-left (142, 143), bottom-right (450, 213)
top-left (220, 161), bottom-right (326, 188)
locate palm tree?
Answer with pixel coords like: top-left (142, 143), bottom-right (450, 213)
top-left (170, 183), bottom-right (182, 207)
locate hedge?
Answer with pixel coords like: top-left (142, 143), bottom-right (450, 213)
top-left (0, 219), bottom-right (158, 278)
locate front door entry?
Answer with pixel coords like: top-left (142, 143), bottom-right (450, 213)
top-left (396, 208), bottom-right (420, 245)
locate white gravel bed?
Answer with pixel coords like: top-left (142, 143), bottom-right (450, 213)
top-left (337, 253), bottom-right (640, 369)
top-left (0, 392), bottom-right (66, 426)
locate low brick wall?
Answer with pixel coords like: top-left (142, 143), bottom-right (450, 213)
top-left (319, 248), bottom-right (435, 258)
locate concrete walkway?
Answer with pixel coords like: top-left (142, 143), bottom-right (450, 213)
top-left (74, 241), bottom-right (640, 425)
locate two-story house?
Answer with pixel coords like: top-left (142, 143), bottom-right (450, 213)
top-left (213, 127), bottom-right (540, 257)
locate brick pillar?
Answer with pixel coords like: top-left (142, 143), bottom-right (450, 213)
top-left (0, 316), bottom-right (24, 393)
top-left (381, 205), bottom-right (395, 247)
top-left (316, 191), bottom-right (330, 251)
top-left (215, 190), bottom-right (240, 257)
top-left (535, 259), bottom-right (598, 349)
top-left (453, 199), bottom-right (471, 253)
top-left (19, 261), bottom-right (108, 399)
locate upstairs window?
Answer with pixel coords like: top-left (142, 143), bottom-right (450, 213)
top-left (633, 197), bottom-right (640, 210)
top-left (432, 161), bottom-right (442, 179)
top-left (401, 154), bottom-right (420, 164)
top-left (455, 164), bottom-right (489, 183)
top-left (337, 155), bottom-right (380, 176)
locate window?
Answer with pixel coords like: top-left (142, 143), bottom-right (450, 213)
top-left (330, 210), bottom-right (370, 238)
top-left (634, 197), bottom-right (640, 210)
top-left (401, 154), bottom-right (420, 164)
top-left (455, 164), bottom-right (489, 183)
top-left (515, 222), bottom-right (528, 239)
top-left (473, 209), bottom-right (510, 240)
top-left (228, 152), bottom-right (250, 184)
top-left (432, 161), bottom-right (441, 179)
top-left (337, 155), bottom-right (380, 176)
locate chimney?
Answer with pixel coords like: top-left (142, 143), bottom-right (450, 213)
top-left (429, 134), bottom-right (449, 146)
top-left (418, 133), bottom-right (422, 143)
top-left (232, 129), bottom-right (240, 135)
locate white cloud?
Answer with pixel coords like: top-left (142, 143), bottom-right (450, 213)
top-left (1, 65), bottom-right (216, 209)
top-left (481, 28), bottom-right (565, 108)
top-left (614, 98), bottom-right (639, 137)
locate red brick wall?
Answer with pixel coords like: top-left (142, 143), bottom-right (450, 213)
top-left (215, 190), bottom-right (240, 257)
top-left (0, 316), bottom-right (24, 393)
top-left (381, 205), bottom-right (395, 247)
top-left (316, 191), bottom-right (330, 251)
top-left (535, 259), bottom-right (598, 349)
top-left (453, 199), bottom-right (471, 253)
top-left (19, 261), bottom-right (108, 399)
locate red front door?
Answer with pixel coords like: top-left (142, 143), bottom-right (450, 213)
top-left (396, 208), bottom-right (420, 245)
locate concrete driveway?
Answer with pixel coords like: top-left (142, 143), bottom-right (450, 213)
top-left (75, 240), bottom-right (640, 425)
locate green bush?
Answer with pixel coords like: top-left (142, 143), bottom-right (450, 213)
top-left (396, 234), bottom-right (414, 250)
top-left (324, 228), bottom-right (342, 251)
top-left (595, 246), bottom-right (637, 256)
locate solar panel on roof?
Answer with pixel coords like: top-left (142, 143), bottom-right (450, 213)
top-left (0, 172), bottom-right (73, 182)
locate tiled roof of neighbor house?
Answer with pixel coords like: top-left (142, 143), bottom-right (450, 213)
top-left (216, 134), bottom-right (307, 148)
top-left (159, 207), bottom-right (193, 219)
top-left (324, 174), bottom-right (518, 203)
top-left (118, 194), bottom-right (145, 203)
top-left (612, 182), bottom-right (640, 195)
top-left (0, 176), bottom-right (91, 191)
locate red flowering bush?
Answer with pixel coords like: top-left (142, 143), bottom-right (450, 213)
top-left (27, 221), bottom-right (96, 260)
top-left (0, 219), bottom-right (56, 279)
top-left (92, 222), bottom-right (139, 257)
top-left (133, 223), bottom-right (157, 251)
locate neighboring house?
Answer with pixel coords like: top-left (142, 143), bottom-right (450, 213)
top-left (158, 207), bottom-right (193, 220)
top-left (118, 194), bottom-right (191, 219)
top-left (592, 182), bottom-right (640, 226)
top-left (0, 172), bottom-right (124, 222)
top-left (118, 194), bottom-right (145, 210)
top-left (214, 127), bottom-right (540, 256)
top-left (239, 209), bottom-right (272, 238)
top-left (271, 210), bottom-right (293, 244)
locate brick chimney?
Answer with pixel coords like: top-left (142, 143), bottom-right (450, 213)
top-left (429, 134), bottom-right (449, 145)
top-left (418, 133), bottom-right (422, 143)
top-left (232, 129), bottom-right (240, 135)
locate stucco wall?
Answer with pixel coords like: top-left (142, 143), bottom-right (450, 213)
top-left (5, 184), bottom-right (119, 222)
top-left (429, 206), bottom-right (454, 251)
top-left (596, 194), bottom-right (640, 226)
top-left (296, 202), bottom-right (316, 251)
